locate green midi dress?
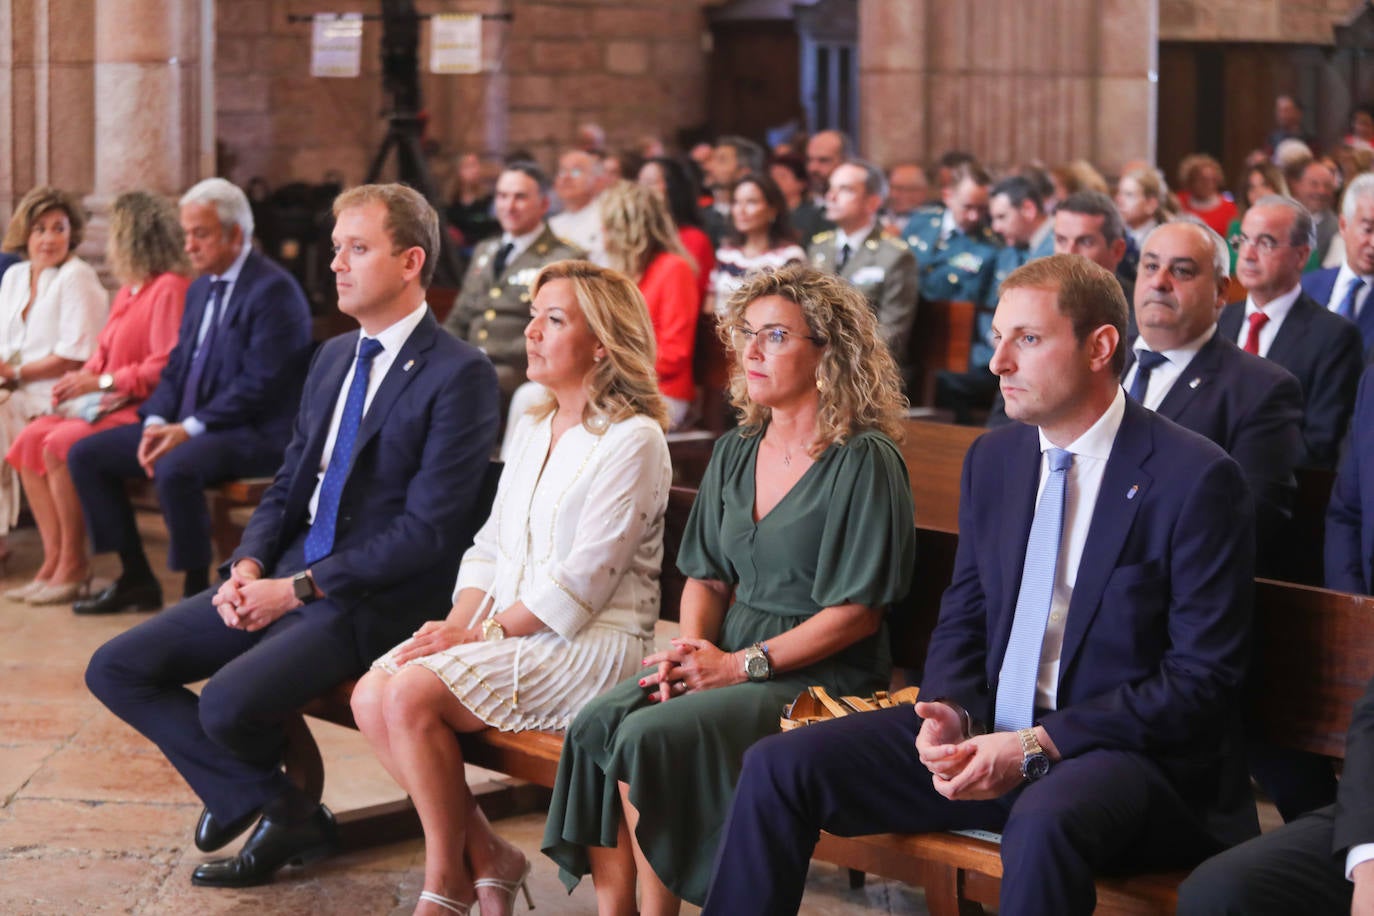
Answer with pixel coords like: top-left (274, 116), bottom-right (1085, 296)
top-left (540, 426), bottom-right (917, 904)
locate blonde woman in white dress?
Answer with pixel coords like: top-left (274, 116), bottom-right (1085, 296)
top-left (352, 260), bottom-right (672, 916)
top-left (0, 187), bottom-right (108, 566)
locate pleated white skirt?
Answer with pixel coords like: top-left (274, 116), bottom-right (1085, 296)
top-left (373, 625), bottom-right (653, 732)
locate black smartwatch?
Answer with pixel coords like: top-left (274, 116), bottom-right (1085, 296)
top-left (291, 570), bottom-right (317, 603)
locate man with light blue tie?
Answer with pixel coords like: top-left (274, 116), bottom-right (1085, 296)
top-left (703, 254), bottom-right (1259, 916)
top-left (69, 178), bottom-right (312, 612)
top-left (1301, 172), bottom-right (1374, 356)
top-left (84, 184), bottom-right (500, 888)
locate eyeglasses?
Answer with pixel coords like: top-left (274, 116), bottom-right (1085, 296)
top-left (729, 325), bottom-right (824, 355)
top-left (1228, 232), bottom-right (1297, 253)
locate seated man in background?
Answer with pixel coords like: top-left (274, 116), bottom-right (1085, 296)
top-left (1326, 363), bottom-right (1374, 596)
top-left (904, 162), bottom-right (1000, 308)
top-left (808, 158), bottom-right (918, 379)
top-left (68, 177), bottom-right (311, 613)
top-left (1218, 195), bottom-right (1362, 469)
top-left (85, 183), bottom-right (500, 888)
top-left (444, 161), bottom-right (583, 400)
top-left (1301, 171), bottom-right (1374, 356)
top-left (704, 254), bottom-right (1259, 916)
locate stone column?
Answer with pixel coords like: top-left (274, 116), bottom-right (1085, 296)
top-left (859, 0), bottom-right (1157, 176)
top-left (85, 0), bottom-right (210, 262)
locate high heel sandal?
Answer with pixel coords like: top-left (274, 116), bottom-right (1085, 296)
top-left (417, 890), bottom-right (473, 914)
top-left (474, 857), bottom-right (535, 912)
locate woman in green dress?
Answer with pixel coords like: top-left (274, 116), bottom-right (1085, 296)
top-left (542, 263), bottom-right (916, 914)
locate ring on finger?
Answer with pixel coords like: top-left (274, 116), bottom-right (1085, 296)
top-left (673, 681), bottom-right (686, 692)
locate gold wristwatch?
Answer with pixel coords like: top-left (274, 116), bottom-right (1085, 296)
top-left (482, 618), bottom-right (506, 641)
top-left (1017, 727), bottom-right (1051, 780)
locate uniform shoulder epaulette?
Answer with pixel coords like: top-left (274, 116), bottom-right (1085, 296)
top-left (880, 235), bottom-right (909, 251)
top-left (811, 230), bottom-right (835, 244)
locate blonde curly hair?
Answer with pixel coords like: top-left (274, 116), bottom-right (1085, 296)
top-left (720, 263), bottom-right (906, 455)
top-left (107, 190), bottom-right (190, 285)
top-left (529, 260), bottom-right (670, 432)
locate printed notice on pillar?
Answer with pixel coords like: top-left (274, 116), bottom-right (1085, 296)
top-left (430, 14), bottom-right (482, 74)
top-left (310, 13), bottom-right (363, 78)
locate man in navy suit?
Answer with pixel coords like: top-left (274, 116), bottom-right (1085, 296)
top-left (1301, 172), bottom-right (1374, 356)
top-left (1125, 218), bottom-right (1303, 579)
top-left (703, 255), bottom-right (1258, 916)
top-left (1326, 364), bottom-right (1374, 595)
top-left (1217, 195), bottom-right (1363, 469)
top-left (84, 184), bottom-right (500, 887)
top-left (68, 178), bottom-right (312, 612)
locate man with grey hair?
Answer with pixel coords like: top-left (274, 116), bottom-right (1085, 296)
top-left (69, 177), bottom-right (312, 614)
top-left (808, 158), bottom-right (918, 376)
top-left (549, 148), bottom-right (608, 265)
top-left (1129, 217), bottom-right (1303, 578)
top-left (1302, 172), bottom-right (1374, 353)
top-left (1219, 195), bottom-right (1362, 468)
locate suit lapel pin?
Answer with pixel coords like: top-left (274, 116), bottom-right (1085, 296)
top-left (1188, 377), bottom-right (1201, 389)
top-left (1127, 484), bottom-right (1140, 500)
top-left (403, 359), bottom-right (415, 372)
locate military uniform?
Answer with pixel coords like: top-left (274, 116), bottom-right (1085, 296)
top-left (809, 226), bottom-right (919, 373)
top-left (902, 206), bottom-right (1001, 309)
top-left (444, 225), bottom-right (584, 395)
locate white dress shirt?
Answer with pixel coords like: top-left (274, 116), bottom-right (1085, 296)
top-left (1235, 285), bottom-right (1302, 358)
top-left (494, 223), bottom-right (547, 272)
top-left (1033, 387), bottom-right (1127, 710)
top-left (835, 221), bottom-right (878, 262)
top-left (1123, 325), bottom-right (1216, 410)
top-left (306, 302), bottom-right (428, 521)
top-left (548, 194), bottom-right (606, 265)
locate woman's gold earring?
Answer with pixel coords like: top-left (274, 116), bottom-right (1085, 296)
top-left (815, 375), bottom-right (825, 392)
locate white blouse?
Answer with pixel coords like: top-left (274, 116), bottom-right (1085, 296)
top-left (0, 257), bottom-right (108, 404)
top-left (455, 409), bottom-right (672, 643)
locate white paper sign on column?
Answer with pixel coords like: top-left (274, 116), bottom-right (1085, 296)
top-left (311, 12), bottom-right (363, 78)
top-left (430, 14), bottom-right (482, 74)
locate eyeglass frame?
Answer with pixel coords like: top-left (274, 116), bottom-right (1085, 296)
top-left (1228, 231), bottom-right (1304, 254)
top-left (728, 324), bottom-right (826, 354)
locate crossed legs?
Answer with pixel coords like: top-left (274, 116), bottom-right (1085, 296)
top-left (351, 666), bottom-right (529, 916)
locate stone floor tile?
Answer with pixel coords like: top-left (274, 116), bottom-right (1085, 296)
top-left (0, 798), bottom-right (196, 853)
top-left (0, 743), bottom-right (58, 802)
top-left (0, 699), bottom-right (91, 744)
top-left (0, 850), bottom-right (176, 915)
top-left (19, 742), bottom-right (199, 805)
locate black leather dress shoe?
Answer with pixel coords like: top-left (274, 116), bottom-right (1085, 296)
top-left (194, 805), bottom-right (261, 853)
top-left (73, 581), bottom-right (163, 615)
top-left (191, 805), bottom-right (338, 888)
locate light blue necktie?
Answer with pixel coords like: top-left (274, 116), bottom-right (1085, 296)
top-left (305, 337), bottom-right (384, 565)
top-left (995, 447), bottom-right (1074, 732)
top-left (1338, 278), bottom-right (1366, 321)
top-left (1127, 350), bottom-right (1169, 403)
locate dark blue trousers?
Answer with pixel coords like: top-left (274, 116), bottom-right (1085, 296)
top-left (68, 421), bottom-right (281, 572)
top-left (84, 536), bottom-right (369, 823)
top-left (702, 706), bottom-right (1224, 916)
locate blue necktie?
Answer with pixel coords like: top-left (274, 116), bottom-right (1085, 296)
top-left (1127, 349), bottom-right (1169, 403)
top-left (304, 337), bottom-right (385, 564)
top-left (177, 280), bottom-right (227, 421)
top-left (995, 447), bottom-right (1074, 732)
top-left (1338, 278), bottom-right (1366, 320)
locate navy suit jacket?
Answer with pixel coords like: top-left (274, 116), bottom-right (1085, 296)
top-left (140, 250), bottom-right (312, 448)
top-left (1123, 333), bottom-right (1304, 577)
top-left (228, 311), bottom-right (500, 658)
top-left (1302, 266), bottom-right (1374, 356)
top-left (1217, 293), bottom-right (1363, 469)
top-left (1325, 364), bottom-right (1374, 594)
top-left (922, 399), bottom-right (1257, 845)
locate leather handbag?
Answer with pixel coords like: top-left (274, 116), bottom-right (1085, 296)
top-left (779, 684), bottom-right (921, 730)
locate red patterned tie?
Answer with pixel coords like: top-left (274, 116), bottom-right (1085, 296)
top-left (1243, 311), bottom-right (1269, 355)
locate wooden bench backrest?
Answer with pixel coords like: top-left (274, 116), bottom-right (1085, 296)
top-left (1248, 578), bottom-right (1374, 759)
top-left (899, 419), bottom-right (982, 534)
top-left (909, 299), bottom-right (975, 406)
